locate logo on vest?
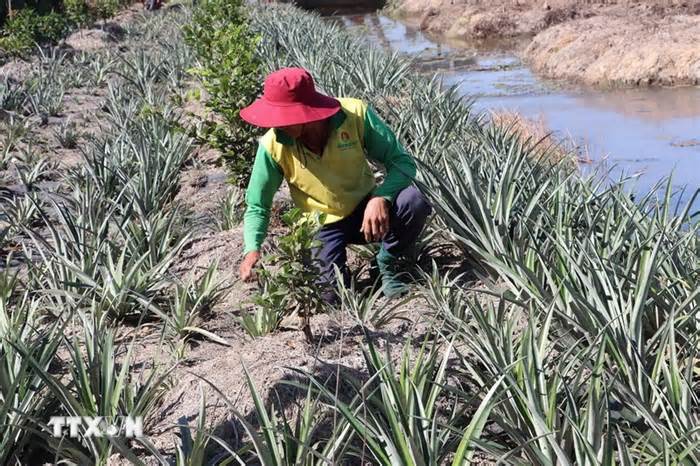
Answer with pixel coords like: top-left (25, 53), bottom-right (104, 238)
top-left (337, 131), bottom-right (356, 150)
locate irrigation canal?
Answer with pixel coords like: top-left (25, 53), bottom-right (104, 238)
top-left (332, 12), bottom-right (700, 209)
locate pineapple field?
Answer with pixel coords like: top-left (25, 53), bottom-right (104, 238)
top-left (0, 0), bottom-right (699, 464)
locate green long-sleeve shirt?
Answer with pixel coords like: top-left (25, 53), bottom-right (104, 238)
top-left (243, 98), bottom-right (416, 254)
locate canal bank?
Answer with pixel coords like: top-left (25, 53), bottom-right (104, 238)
top-left (387, 0), bottom-right (700, 88)
top-left (334, 12), bottom-right (700, 205)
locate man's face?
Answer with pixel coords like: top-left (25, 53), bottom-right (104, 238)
top-left (277, 123), bottom-right (304, 139)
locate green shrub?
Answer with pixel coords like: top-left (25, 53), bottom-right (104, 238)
top-left (63, 0), bottom-right (93, 27)
top-left (94, 0), bottom-right (120, 23)
top-left (183, 0), bottom-right (262, 185)
top-left (0, 9), bottom-right (70, 54)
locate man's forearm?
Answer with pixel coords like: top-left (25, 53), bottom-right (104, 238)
top-left (243, 205), bottom-right (270, 254)
top-left (242, 144), bottom-right (284, 253)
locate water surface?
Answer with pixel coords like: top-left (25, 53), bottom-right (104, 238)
top-left (338, 13), bottom-right (700, 207)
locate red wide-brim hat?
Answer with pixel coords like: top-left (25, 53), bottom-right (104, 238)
top-left (240, 67), bottom-right (340, 128)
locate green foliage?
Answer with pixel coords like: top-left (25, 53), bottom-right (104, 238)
top-left (25, 103), bottom-right (194, 321)
top-left (239, 268), bottom-right (285, 337)
top-left (87, 51), bottom-right (116, 87)
top-left (15, 314), bottom-right (173, 465)
top-left (53, 119), bottom-right (81, 148)
top-left (183, 0), bottom-right (262, 185)
top-left (63, 0), bottom-right (93, 27)
top-left (0, 8), bottom-right (239, 464)
top-left (172, 385), bottom-right (214, 466)
top-left (299, 336), bottom-right (493, 466)
top-left (211, 187), bottom-right (244, 231)
top-left (0, 9), bottom-right (69, 54)
top-left (252, 5), bottom-right (412, 100)
top-left (334, 266), bottom-right (411, 328)
top-left (245, 208), bottom-right (327, 340)
top-left (4, 2), bottom-right (697, 464)
top-left (165, 263), bottom-right (230, 359)
top-left (24, 79), bottom-right (64, 120)
top-left (252, 4), bottom-right (700, 463)
top-left (0, 0), bottom-right (127, 56)
top-left (0, 76), bottom-right (25, 112)
top-left (0, 285), bottom-right (61, 465)
top-left (199, 366), bottom-right (346, 465)
top-left (94, 0), bottom-right (121, 22)
top-left (15, 152), bottom-right (54, 189)
top-left (0, 115), bottom-right (31, 169)
top-left (2, 192), bottom-right (42, 235)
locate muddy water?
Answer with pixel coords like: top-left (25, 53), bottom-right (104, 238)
top-left (337, 13), bottom-right (700, 207)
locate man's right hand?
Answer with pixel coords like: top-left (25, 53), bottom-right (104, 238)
top-left (240, 251), bottom-right (261, 282)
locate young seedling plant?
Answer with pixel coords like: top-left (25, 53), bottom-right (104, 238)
top-left (248, 208), bottom-right (328, 342)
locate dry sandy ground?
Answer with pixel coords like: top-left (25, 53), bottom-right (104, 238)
top-left (389, 0), bottom-right (700, 87)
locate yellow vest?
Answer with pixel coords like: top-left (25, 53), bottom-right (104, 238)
top-left (259, 98), bottom-right (376, 224)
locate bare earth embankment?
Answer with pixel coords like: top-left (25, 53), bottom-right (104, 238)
top-left (389, 0), bottom-right (700, 87)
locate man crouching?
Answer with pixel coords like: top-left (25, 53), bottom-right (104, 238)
top-left (238, 67), bottom-right (431, 302)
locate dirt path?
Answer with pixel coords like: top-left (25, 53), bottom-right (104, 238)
top-left (388, 0), bottom-right (700, 87)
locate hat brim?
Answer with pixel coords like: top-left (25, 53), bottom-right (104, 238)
top-left (240, 93), bottom-right (341, 128)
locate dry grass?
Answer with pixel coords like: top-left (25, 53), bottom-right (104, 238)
top-left (489, 110), bottom-right (579, 164)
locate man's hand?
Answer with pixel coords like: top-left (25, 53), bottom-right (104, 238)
top-left (361, 196), bottom-right (390, 243)
top-left (240, 251), bottom-right (261, 282)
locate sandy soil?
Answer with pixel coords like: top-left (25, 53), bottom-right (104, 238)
top-left (525, 14), bottom-right (700, 86)
top-left (389, 0), bottom-right (700, 87)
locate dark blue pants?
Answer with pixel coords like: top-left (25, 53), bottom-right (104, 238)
top-left (313, 186), bottom-right (432, 286)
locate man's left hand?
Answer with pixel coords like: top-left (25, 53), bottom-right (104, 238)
top-left (361, 196), bottom-right (390, 242)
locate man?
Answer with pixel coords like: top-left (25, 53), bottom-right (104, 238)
top-left (238, 67), bottom-right (431, 300)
